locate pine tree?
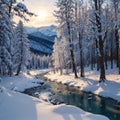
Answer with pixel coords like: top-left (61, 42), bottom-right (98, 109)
top-left (15, 20), bottom-right (29, 75)
top-left (0, 0), bottom-right (15, 76)
top-left (0, 0), bottom-right (34, 76)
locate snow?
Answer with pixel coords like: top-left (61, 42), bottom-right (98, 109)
top-left (0, 70), bottom-right (109, 120)
top-left (26, 25), bottom-right (56, 55)
top-left (39, 92), bottom-right (53, 102)
top-left (38, 25), bottom-right (56, 37)
top-left (29, 69), bottom-right (49, 76)
top-left (25, 25), bottom-right (56, 36)
top-left (45, 67), bottom-right (120, 102)
top-left (25, 26), bottom-right (38, 34)
top-left (1, 72), bottom-right (43, 92)
top-left (0, 88), bottom-right (109, 120)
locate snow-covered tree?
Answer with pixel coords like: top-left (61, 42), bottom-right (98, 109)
top-left (110, 0), bottom-right (120, 73)
top-left (90, 0), bottom-right (107, 82)
top-left (53, 33), bottom-right (72, 74)
top-left (28, 54), bottom-right (51, 70)
top-left (52, 38), bottom-right (62, 74)
top-left (74, 0), bottom-right (86, 77)
top-left (0, 0), bottom-right (15, 76)
top-left (15, 21), bottom-right (29, 75)
top-left (55, 0), bottom-right (78, 78)
top-left (0, 0), bottom-right (34, 76)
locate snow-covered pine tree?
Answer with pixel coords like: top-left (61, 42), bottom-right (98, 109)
top-left (27, 54), bottom-right (51, 70)
top-left (0, 0), bottom-right (34, 76)
top-left (15, 20), bottom-right (29, 75)
top-left (0, 0), bottom-right (15, 76)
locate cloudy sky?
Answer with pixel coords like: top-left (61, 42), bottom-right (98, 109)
top-left (17, 0), bottom-right (57, 27)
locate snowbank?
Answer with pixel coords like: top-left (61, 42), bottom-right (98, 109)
top-left (0, 88), bottom-right (109, 120)
top-left (1, 72), bottom-right (43, 92)
top-left (0, 70), bottom-right (110, 120)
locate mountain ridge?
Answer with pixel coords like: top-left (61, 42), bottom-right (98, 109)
top-left (26, 25), bottom-right (57, 55)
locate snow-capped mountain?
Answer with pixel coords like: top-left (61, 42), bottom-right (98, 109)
top-left (31, 31), bottom-right (51, 41)
top-left (25, 26), bottom-right (38, 34)
top-left (27, 25), bottom-right (57, 55)
top-left (25, 25), bottom-right (56, 36)
top-left (38, 25), bottom-right (56, 37)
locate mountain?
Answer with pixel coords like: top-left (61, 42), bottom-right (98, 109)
top-left (38, 25), bottom-right (56, 37)
top-left (26, 25), bottom-right (57, 55)
top-left (25, 26), bottom-right (38, 34)
top-left (25, 25), bottom-right (56, 36)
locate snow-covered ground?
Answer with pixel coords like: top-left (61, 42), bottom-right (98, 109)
top-left (0, 70), bottom-right (109, 120)
top-left (1, 73), bottom-right (43, 92)
top-left (45, 68), bottom-right (120, 102)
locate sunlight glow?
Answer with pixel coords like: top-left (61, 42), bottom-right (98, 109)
top-left (38, 11), bottom-right (47, 20)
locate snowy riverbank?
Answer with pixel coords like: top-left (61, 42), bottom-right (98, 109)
top-left (0, 71), bottom-right (109, 120)
top-left (45, 68), bottom-right (120, 102)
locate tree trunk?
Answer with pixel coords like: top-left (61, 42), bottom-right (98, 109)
top-left (16, 64), bottom-right (21, 76)
top-left (97, 57), bottom-right (99, 71)
top-left (70, 45), bottom-right (78, 78)
top-left (67, 22), bottom-right (78, 78)
top-left (105, 49), bottom-right (108, 70)
top-left (91, 45), bottom-right (95, 70)
top-left (58, 55), bottom-right (63, 75)
top-left (113, 0), bottom-right (119, 68)
top-left (94, 0), bottom-right (106, 82)
top-left (115, 29), bottom-right (119, 67)
top-left (118, 47), bottom-right (120, 74)
top-left (110, 43), bottom-right (113, 69)
top-left (99, 41), bottom-right (106, 82)
top-left (91, 49), bottom-right (94, 70)
top-left (16, 38), bottom-right (23, 75)
top-left (79, 33), bottom-right (85, 77)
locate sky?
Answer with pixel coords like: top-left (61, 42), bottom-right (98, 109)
top-left (16, 0), bottom-right (57, 27)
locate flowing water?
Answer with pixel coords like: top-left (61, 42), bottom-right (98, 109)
top-left (24, 76), bottom-right (120, 120)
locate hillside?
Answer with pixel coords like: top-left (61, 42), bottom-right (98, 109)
top-left (26, 25), bottom-right (56, 55)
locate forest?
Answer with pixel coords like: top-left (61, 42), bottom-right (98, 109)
top-left (0, 0), bottom-right (119, 82)
top-left (52, 0), bottom-right (120, 82)
top-left (0, 0), bottom-right (120, 120)
top-left (0, 0), bottom-right (50, 76)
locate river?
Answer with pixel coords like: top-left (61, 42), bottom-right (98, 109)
top-left (23, 75), bottom-right (120, 120)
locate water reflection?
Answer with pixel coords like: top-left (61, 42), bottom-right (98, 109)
top-left (24, 78), bottom-right (120, 120)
